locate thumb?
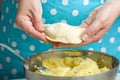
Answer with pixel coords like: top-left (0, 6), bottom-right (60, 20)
top-left (33, 13), bottom-right (44, 32)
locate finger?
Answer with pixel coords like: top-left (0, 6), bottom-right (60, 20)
top-left (54, 42), bottom-right (89, 48)
top-left (58, 41), bottom-right (94, 47)
top-left (52, 42), bottom-right (59, 49)
top-left (32, 10), bottom-right (44, 32)
top-left (91, 25), bottom-right (109, 42)
top-left (16, 14), bottom-right (25, 28)
top-left (81, 16), bottom-right (105, 42)
top-left (53, 42), bottom-right (86, 48)
top-left (80, 27), bottom-right (107, 46)
top-left (84, 6), bottom-right (102, 25)
top-left (80, 6), bottom-right (102, 42)
top-left (19, 18), bottom-right (47, 42)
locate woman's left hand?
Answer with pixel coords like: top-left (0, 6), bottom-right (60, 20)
top-left (52, 0), bottom-right (120, 48)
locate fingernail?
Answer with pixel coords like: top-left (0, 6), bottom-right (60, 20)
top-left (35, 20), bottom-right (44, 31)
top-left (82, 34), bottom-right (89, 41)
top-left (41, 33), bottom-right (48, 42)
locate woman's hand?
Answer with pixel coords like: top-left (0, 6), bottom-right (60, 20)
top-left (52, 0), bottom-right (120, 48)
top-left (16, 0), bottom-right (47, 42)
top-left (81, 0), bottom-right (120, 45)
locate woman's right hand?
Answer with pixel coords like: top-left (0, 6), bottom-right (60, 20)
top-left (52, 0), bottom-right (120, 48)
top-left (16, 0), bottom-right (47, 42)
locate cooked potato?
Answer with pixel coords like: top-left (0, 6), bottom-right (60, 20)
top-left (35, 57), bottom-right (110, 76)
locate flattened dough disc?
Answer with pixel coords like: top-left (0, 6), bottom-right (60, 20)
top-left (44, 23), bottom-right (85, 44)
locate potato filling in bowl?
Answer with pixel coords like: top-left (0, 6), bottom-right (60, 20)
top-left (35, 57), bottom-right (110, 76)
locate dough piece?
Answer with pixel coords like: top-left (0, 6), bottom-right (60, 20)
top-left (44, 23), bottom-right (85, 44)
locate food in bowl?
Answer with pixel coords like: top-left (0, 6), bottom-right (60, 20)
top-left (34, 57), bottom-right (110, 76)
top-left (24, 50), bottom-right (119, 80)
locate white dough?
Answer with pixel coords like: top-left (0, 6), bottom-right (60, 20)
top-left (44, 23), bottom-right (85, 44)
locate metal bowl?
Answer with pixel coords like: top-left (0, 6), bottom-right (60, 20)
top-left (23, 50), bottom-right (119, 80)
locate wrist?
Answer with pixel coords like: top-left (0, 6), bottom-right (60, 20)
top-left (114, 1), bottom-right (120, 16)
top-left (107, 0), bottom-right (120, 15)
top-left (17, 0), bottom-right (42, 9)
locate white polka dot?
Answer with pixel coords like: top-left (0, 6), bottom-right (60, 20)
top-left (4, 76), bottom-right (8, 80)
top-left (11, 41), bottom-right (17, 47)
top-left (14, 49), bottom-right (20, 54)
top-left (12, 0), bottom-right (14, 4)
top-left (101, 47), bottom-right (106, 53)
top-left (29, 45), bottom-right (35, 51)
top-left (72, 10), bottom-right (79, 16)
top-left (9, 18), bottom-right (12, 24)
top-left (88, 48), bottom-right (94, 51)
top-left (42, 18), bottom-right (46, 24)
top-left (0, 64), bottom-right (3, 70)
top-left (21, 34), bottom-right (27, 40)
top-left (61, 20), bottom-right (67, 23)
top-left (3, 26), bottom-right (6, 32)
top-left (16, 3), bottom-right (18, 8)
top-left (1, 14), bottom-right (4, 21)
top-left (109, 37), bottom-right (115, 43)
top-left (6, 57), bottom-right (11, 63)
top-left (14, 0), bottom-right (17, 2)
top-left (62, 0), bottom-right (69, 6)
top-left (119, 64), bottom-right (120, 70)
top-left (101, 0), bottom-right (105, 4)
top-left (6, 6), bottom-right (9, 13)
top-left (41, 0), bottom-right (47, 4)
top-left (39, 40), bottom-right (44, 44)
top-left (11, 68), bottom-right (17, 74)
top-left (98, 39), bottom-right (102, 43)
top-left (7, 38), bottom-right (10, 43)
top-left (118, 46), bottom-right (120, 51)
top-left (118, 26), bottom-right (120, 33)
top-left (13, 23), bottom-right (18, 28)
top-left (50, 8), bottom-right (57, 15)
top-left (1, 46), bottom-right (5, 51)
top-left (83, 0), bottom-right (89, 5)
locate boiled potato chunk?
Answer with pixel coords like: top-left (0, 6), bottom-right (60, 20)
top-left (35, 57), bottom-right (110, 76)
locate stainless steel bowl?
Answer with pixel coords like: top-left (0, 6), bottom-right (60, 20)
top-left (23, 50), bottom-right (119, 80)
